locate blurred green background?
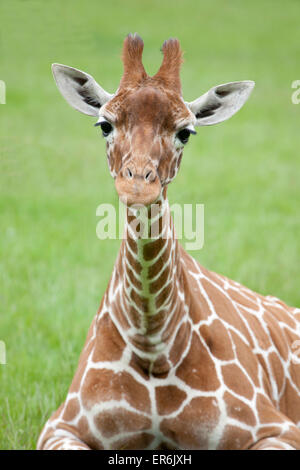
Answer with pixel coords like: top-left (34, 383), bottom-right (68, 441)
top-left (0, 0), bottom-right (299, 449)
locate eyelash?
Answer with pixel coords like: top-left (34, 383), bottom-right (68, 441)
top-left (176, 128), bottom-right (197, 144)
top-left (94, 122), bottom-right (196, 144)
top-left (94, 120), bottom-right (113, 137)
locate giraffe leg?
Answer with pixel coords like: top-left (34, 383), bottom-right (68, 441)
top-left (37, 408), bottom-right (93, 450)
top-left (249, 437), bottom-right (296, 450)
top-left (37, 424), bottom-right (91, 450)
top-left (39, 436), bottom-right (91, 450)
top-left (249, 426), bottom-right (300, 450)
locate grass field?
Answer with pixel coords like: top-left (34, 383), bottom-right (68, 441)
top-left (0, 0), bottom-right (300, 449)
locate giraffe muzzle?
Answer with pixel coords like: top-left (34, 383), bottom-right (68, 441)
top-left (115, 163), bottom-right (161, 206)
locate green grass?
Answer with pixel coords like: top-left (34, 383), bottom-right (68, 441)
top-left (0, 0), bottom-right (300, 449)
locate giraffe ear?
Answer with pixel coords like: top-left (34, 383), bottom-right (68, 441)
top-left (51, 64), bottom-right (113, 117)
top-left (187, 81), bottom-right (255, 126)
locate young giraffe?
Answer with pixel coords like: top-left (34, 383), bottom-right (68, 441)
top-left (37, 34), bottom-right (300, 450)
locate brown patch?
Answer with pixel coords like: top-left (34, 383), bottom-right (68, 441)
top-left (152, 355), bottom-right (170, 377)
top-left (228, 288), bottom-right (260, 311)
top-left (239, 285), bottom-right (264, 303)
top-left (264, 311), bottom-right (290, 361)
top-left (112, 432), bottom-right (155, 450)
top-left (256, 393), bottom-right (286, 424)
top-left (146, 309), bottom-right (167, 335)
top-left (130, 288), bottom-right (149, 313)
top-left (169, 321), bottom-right (191, 366)
top-left (111, 292), bottom-right (131, 331)
top-left (129, 353), bottom-right (151, 380)
top-left (94, 408), bottom-right (151, 438)
top-left (263, 302), bottom-right (297, 329)
top-left (222, 363), bottom-right (254, 400)
top-left (160, 397), bottom-right (220, 449)
top-left (179, 249), bottom-right (199, 274)
top-left (188, 291), bottom-right (211, 323)
top-left (148, 239), bottom-right (172, 279)
top-left (256, 425), bottom-right (286, 441)
top-left (126, 236), bottom-right (138, 255)
top-left (218, 425), bottom-right (253, 450)
top-left (176, 332), bottom-right (220, 391)
top-left (127, 303), bottom-right (142, 329)
top-left (125, 243), bottom-right (142, 275)
top-left (199, 265), bottom-right (224, 286)
top-left (252, 427), bottom-right (300, 450)
top-left (224, 391), bottom-right (256, 427)
top-left (283, 327), bottom-right (300, 348)
top-left (143, 238), bottom-right (165, 262)
top-left (81, 368), bottom-right (151, 413)
top-left (92, 313), bottom-right (125, 362)
top-left (279, 380), bottom-right (300, 423)
top-left (149, 263), bottom-right (170, 294)
top-left (180, 264), bottom-right (211, 324)
top-left (156, 385), bottom-right (187, 415)
top-left (62, 397), bottom-right (80, 422)
top-left (230, 331), bottom-right (259, 387)
top-left (201, 278), bottom-right (249, 338)
top-left (200, 319), bottom-right (235, 361)
top-left (78, 416), bottom-right (104, 450)
top-left (125, 263), bottom-right (142, 292)
top-left (239, 308), bottom-right (272, 350)
top-left (155, 281), bottom-right (173, 309)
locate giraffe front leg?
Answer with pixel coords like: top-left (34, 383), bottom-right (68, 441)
top-left (37, 403), bottom-right (96, 450)
top-left (38, 434), bottom-right (91, 450)
top-left (37, 423), bottom-right (91, 450)
top-left (249, 437), bottom-right (296, 450)
top-left (249, 426), bottom-right (300, 450)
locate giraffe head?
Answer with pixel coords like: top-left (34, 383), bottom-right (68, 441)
top-left (52, 34), bottom-right (254, 206)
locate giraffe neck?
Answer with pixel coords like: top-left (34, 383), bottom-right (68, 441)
top-left (110, 188), bottom-right (191, 375)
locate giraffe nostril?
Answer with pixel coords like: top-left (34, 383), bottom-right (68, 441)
top-left (144, 169), bottom-right (155, 183)
top-left (125, 167), bottom-right (133, 179)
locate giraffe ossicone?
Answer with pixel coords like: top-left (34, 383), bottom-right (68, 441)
top-left (38, 34), bottom-right (300, 450)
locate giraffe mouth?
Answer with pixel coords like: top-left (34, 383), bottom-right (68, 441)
top-left (115, 174), bottom-right (162, 206)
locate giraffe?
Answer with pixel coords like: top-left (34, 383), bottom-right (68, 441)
top-left (37, 34), bottom-right (300, 450)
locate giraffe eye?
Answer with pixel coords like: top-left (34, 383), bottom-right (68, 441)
top-left (176, 128), bottom-right (193, 144)
top-left (94, 120), bottom-right (113, 137)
